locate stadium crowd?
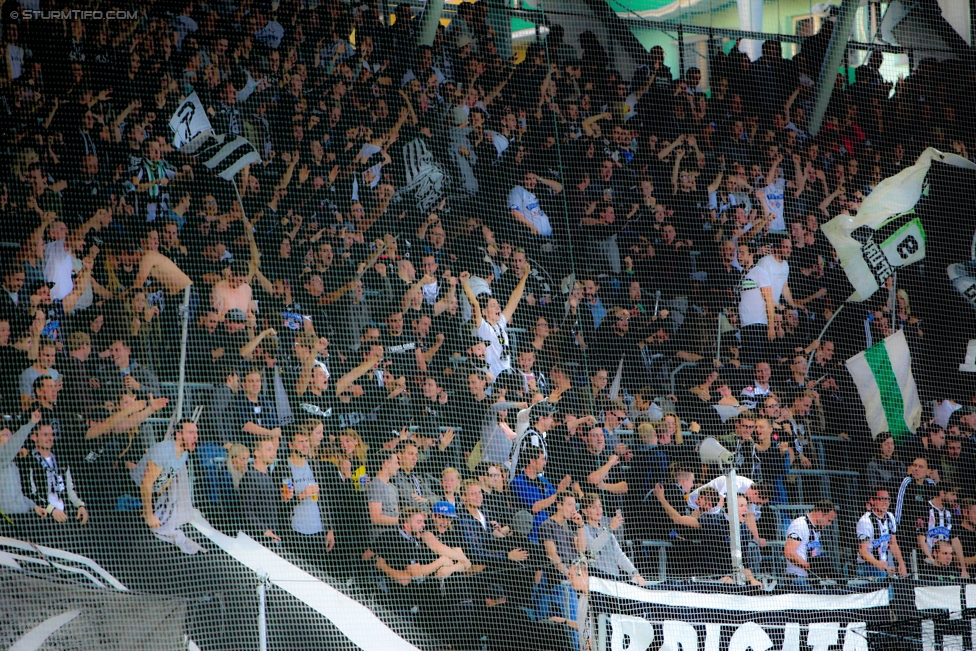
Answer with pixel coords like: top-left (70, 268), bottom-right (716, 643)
top-left (1, 0), bottom-right (976, 648)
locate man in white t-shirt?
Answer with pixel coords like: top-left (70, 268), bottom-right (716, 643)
top-left (738, 238), bottom-right (797, 365)
top-left (784, 501), bottom-right (836, 579)
top-left (508, 171), bottom-right (563, 241)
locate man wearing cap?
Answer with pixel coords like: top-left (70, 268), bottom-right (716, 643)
top-left (427, 501), bottom-right (470, 556)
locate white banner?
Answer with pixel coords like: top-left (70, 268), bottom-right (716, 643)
top-left (169, 92), bottom-right (214, 154)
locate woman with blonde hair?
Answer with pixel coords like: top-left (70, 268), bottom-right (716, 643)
top-left (327, 428), bottom-right (368, 489)
top-left (225, 443), bottom-right (249, 489)
top-left (437, 466), bottom-right (462, 507)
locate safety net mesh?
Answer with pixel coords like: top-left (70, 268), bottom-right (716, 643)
top-left (1, 0), bottom-right (975, 649)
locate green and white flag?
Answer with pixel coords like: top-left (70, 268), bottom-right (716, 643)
top-left (822, 147), bottom-right (976, 302)
top-left (845, 330), bottom-right (922, 440)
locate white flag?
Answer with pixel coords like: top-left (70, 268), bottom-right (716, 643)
top-left (169, 92), bottom-right (213, 154)
top-left (823, 147), bottom-right (976, 302)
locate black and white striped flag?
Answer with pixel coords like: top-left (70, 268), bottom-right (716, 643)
top-left (169, 94), bottom-right (261, 181)
top-left (199, 135), bottom-right (262, 182)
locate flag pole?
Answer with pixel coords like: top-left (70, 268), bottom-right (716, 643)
top-left (806, 303), bottom-right (846, 377)
top-left (891, 270), bottom-right (897, 331)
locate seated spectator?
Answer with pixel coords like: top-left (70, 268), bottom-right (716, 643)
top-left (918, 541), bottom-right (962, 581)
top-left (459, 479), bottom-right (529, 568)
top-left (423, 501), bottom-right (471, 571)
top-left (580, 493), bottom-right (645, 585)
top-left (857, 486), bottom-right (908, 579)
top-left (784, 501), bottom-right (837, 582)
top-left (372, 508), bottom-right (458, 625)
top-left (436, 466), bottom-right (462, 508)
top-left (18, 339), bottom-right (60, 411)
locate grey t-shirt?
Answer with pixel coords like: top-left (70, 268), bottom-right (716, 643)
top-left (539, 517), bottom-right (577, 565)
top-left (366, 477), bottom-right (400, 537)
top-left (19, 366), bottom-right (61, 399)
top-left (288, 459), bottom-right (323, 535)
top-left (130, 439), bottom-right (188, 494)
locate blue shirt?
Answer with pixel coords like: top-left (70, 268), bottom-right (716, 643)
top-left (511, 473), bottom-right (555, 543)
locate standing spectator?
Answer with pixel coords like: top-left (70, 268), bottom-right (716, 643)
top-left (916, 486), bottom-right (962, 574)
top-left (97, 337), bottom-right (162, 402)
top-left (130, 420), bottom-right (200, 553)
top-left (507, 170), bottom-right (564, 246)
top-left (856, 486), bottom-right (908, 578)
top-left (393, 441), bottom-right (435, 512)
top-left (0, 410), bottom-right (44, 518)
top-left (19, 339), bottom-right (60, 411)
top-left (580, 493), bottom-right (645, 585)
top-left (894, 457), bottom-right (937, 527)
top-left (783, 501), bottom-right (837, 582)
top-left (240, 437), bottom-right (284, 546)
top-left (17, 420), bottom-right (89, 528)
top-left (276, 427), bottom-right (336, 562)
top-left (511, 443), bottom-right (571, 543)
top-left (539, 491), bottom-right (587, 644)
top-left (864, 435), bottom-right (906, 495)
top-left (460, 266), bottom-right (530, 380)
top-left (235, 368), bottom-right (282, 447)
top-left (61, 331), bottom-right (96, 413)
top-left (738, 237), bottom-right (797, 364)
top-left (367, 448), bottom-right (401, 542)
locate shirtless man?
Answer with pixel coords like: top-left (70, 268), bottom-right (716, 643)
top-left (210, 259), bottom-right (255, 319)
top-left (133, 250), bottom-right (194, 295)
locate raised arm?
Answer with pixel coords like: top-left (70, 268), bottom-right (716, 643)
top-left (502, 265), bottom-right (531, 323)
top-left (671, 148), bottom-right (686, 194)
top-left (335, 351), bottom-right (382, 395)
top-left (652, 483), bottom-right (701, 528)
top-left (240, 327), bottom-right (277, 359)
top-left (658, 134), bottom-right (686, 161)
top-left (459, 271), bottom-right (483, 328)
top-left (581, 112), bottom-right (611, 138)
top-left (0, 416), bottom-right (37, 465)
